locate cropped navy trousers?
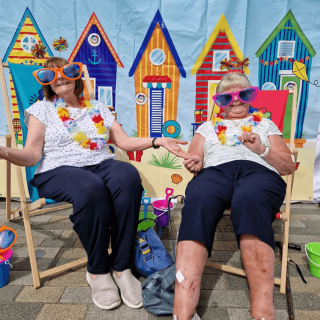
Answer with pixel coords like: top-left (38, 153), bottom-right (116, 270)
top-left (178, 160), bottom-right (287, 256)
top-left (31, 159), bottom-right (143, 274)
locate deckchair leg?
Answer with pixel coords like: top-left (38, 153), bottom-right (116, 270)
top-left (22, 205), bottom-right (41, 288)
top-left (280, 218), bottom-right (290, 294)
top-left (5, 134), bottom-right (12, 220)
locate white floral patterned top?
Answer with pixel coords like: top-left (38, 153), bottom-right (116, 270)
top-left (196, 117), bottom-right (282, 174)
top-left (25, 99), bottom-right (115, 175)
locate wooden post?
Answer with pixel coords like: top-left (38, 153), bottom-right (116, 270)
top-left (5, 134), bottom-right (12, 220)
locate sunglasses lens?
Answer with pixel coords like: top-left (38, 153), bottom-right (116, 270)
top-left (63, 64), bottom-right (81, 79)
top-left (239, 88), bottom-right (257, 102)
top-left (0, 230), bottom-right (15, 249)
top-left (216, 93), bottom-right (233, 107)
top-left (37, 70), bottom-right (55, 84)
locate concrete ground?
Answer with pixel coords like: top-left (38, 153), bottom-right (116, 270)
top-left (1, 199), bottom-right (320, 320)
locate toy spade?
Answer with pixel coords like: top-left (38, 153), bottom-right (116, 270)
top-left (141, 197), bottom-right (151, 220)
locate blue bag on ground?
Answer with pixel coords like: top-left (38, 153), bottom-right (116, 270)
top-left (134, 220), bottom-right (173, 278)
top-left (141, 263), bottom-right (175, 316)
top-left (140, 196), bottom-right (183, 316)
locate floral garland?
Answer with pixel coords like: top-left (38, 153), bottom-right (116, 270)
top-left (55, 96), bottom-right (109, 150)
top-left (212, 111), bottom-right (264, 146)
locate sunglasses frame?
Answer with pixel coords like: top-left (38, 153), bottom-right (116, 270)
top-left (32, 62), bottom-right (83, 85)
top-left (212, 86), bottom-right (259, 108)
top-left (0, 225), bottom-right (17, 259)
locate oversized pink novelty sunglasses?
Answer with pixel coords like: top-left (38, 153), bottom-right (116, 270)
top-left (212, 86), bottom-right (259, 108)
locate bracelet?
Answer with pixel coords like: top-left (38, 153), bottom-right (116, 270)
top-left (152, 137), bottom-right (160, 149)
top-left (259, 146), bottom-right (270, 158)
top-left (0, 146), bottom-right (8, 160)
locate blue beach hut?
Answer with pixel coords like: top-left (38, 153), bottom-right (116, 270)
top-left (68, 12), bottom-right (123, 111)
top-left (255, 10), bottom-right (316, 139)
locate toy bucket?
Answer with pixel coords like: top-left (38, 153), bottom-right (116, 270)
top-left (152, 200), bottom-right (174, 227)
top-left (0, 249), bottom-right (13, 288)
top-left (305, 242), bottom-right (320, 279)
top-left (137, 212), bottom-right (157, 232)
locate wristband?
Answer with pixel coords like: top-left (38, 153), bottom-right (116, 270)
top-left (259, 146), bottom-right (269, 158)
top-left (152, 137), bottom-right (160, 149)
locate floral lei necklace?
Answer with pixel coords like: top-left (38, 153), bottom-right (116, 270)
top-left (212, 111), bottom-right (264, 146)
top-left (55, 96), bottom-right (109, 150)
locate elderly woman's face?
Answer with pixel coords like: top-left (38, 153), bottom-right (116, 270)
top-left (222, 86), bottom-right (250, 119)
top-left (49, 63), bottom-right (76, 97)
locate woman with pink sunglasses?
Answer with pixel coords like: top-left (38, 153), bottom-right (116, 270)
top-left (173, 73), bottom-right (295, 320)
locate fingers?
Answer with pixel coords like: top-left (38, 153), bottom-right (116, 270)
top-left (176, 140), bottom-right (188, 145)
top-left (237, 132), bottom-right (255, 143)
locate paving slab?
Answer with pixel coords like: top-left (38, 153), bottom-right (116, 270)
top-left (46, 271), bottom-right (89, 287)
top-left (85, 303), bottom-right (149, 320)
top-left (37, 303), bottom-right (88, 320)
top-left (0, 302), bottom-right (43, 320)
top-left (60, 286), bottom-right (92, 303)
top-left (15, 285), bottom-right (65, 303)
top-left (0, 285), bottom-right (23, 302)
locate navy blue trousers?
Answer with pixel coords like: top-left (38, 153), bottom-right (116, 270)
top-left (178, 160), bottom-right (287, 256)
top-left (31, 159), bottom-right (143, 274)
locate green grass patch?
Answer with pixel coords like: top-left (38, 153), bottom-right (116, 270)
top-left (147, 151), bottom-right (182, 169)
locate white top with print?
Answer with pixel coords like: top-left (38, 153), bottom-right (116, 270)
top-left (196, 118), bottom-right (282, 174)
top-left (25, 99), bottom-right (116, 174)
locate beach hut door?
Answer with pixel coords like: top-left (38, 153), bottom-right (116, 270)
top-left (149, 87), bottom-right (164, 138)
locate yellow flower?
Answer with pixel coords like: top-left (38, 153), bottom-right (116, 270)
top-left (241, 125), bottom-right (252, 132)
top-left (57, 107), bottom-right (69, 118)
top-left (219, 133), bottom-right (227, 145)
top-left (73, 132), bottom-right (87, 143)
top-left (252, 111), bottom-right (264, 121)
top-left (212, 117), bottom-right (222, 126)
top-left (81, 138), bottom-right (91, 148)
top-left (97, 126), bottom-right (107, 135)
top-left (94, 121), bottom-right (104, 128)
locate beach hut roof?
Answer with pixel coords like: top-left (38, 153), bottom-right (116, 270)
top-left (68, 12), bottom-right (123, 67)
top-left (129, 9), bottom-right (186, 78)
top-left (3, 7), bottom-right (53, 62)
top-left (191, 14), bottom-right (243, 76)
top-left (256, 10), bottom-right (316, 57)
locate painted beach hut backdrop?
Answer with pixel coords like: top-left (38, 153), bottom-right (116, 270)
top-left (190, 14), bottom-right (244, 133)
top-left (255, 10), bottom-right (316, 139)
top-left (129, 10), bottom-right (186, 138)
top-left (3, 7), bottom-right (53, 144)
top-left (68, 12), bottom-right (123, 111)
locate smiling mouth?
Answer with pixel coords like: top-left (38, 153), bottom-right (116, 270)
top-left (57, 83), bottom-right (69, 87)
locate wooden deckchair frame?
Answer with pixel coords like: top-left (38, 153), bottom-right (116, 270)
top-left (205, 87), bottom-right (298, 294)
top-left (0, 58), bottom-right (95, 288)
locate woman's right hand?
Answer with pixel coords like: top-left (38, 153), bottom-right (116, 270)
top-left (183, 155), bottom-right (202, 173)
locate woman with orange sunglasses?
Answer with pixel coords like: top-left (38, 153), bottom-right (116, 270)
top-left (0, 57), bottom-right (190, 311)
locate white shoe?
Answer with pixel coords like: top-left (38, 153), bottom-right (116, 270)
top-left (86, 272), bottom-right (121, 310)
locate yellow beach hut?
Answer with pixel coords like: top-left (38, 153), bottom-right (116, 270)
top-left (3, 7), bottom-right (53, 144)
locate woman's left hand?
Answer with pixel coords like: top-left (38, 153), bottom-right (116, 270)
top-left (237, 132), bottom-right (266, 155)
top-left (157, 137), bottom-right (190, 159)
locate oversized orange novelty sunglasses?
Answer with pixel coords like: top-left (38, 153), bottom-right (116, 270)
top-left (0, 226), bottom-right (17, 260)
top-left (32, 62), bottom-right (83, 85)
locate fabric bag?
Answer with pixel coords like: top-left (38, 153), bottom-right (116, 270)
top-left (141, 195), bottom-right (183, 316)
top-left (134, 219), bottom-right (174, 278)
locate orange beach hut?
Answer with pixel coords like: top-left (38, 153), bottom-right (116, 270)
top-left (129, 10), bottom-right (186, 138)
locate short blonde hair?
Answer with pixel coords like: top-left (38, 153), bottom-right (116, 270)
top-left (216, 73), bottom-right (251, 94)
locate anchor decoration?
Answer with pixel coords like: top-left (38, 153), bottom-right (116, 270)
top-left (88, 49), bottom-right (101, 65)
